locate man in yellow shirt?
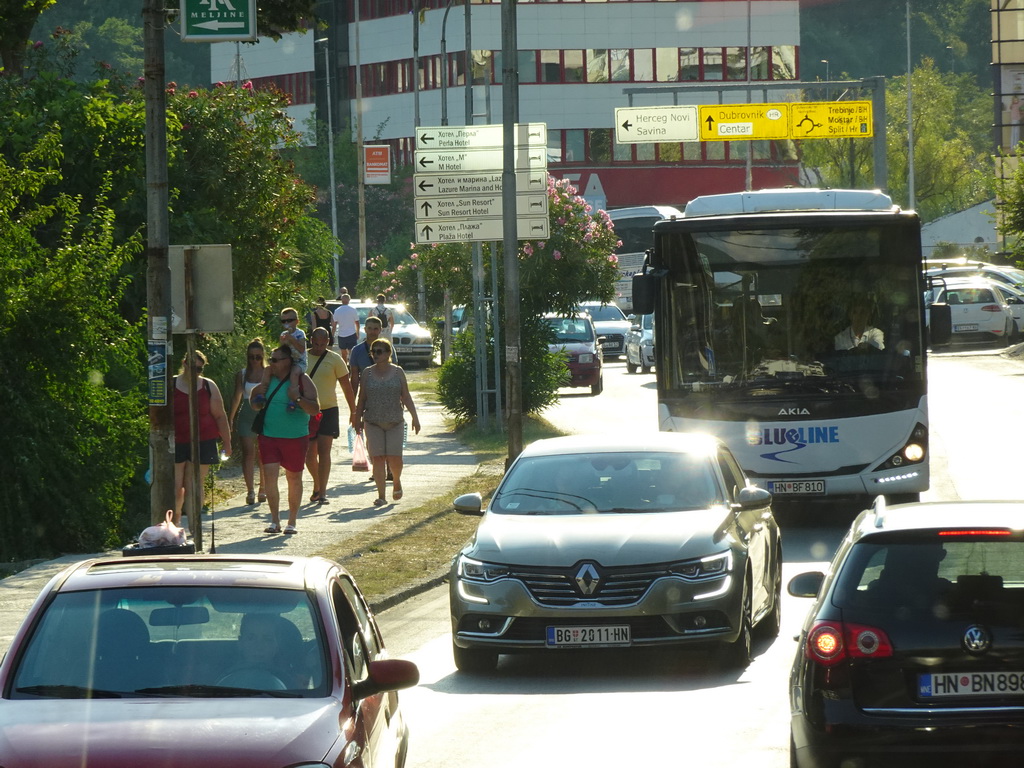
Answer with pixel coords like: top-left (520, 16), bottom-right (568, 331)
top-left (304, 328), bottom-right (357, 505)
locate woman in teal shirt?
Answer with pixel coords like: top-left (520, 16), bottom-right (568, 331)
top-left (250, 345), bottom-right (319, 534)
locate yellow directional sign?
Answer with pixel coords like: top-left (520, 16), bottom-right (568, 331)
top-left (699, 103), bottom-right (790, 141)
top-left (790, 101), bottom-right (873, 139)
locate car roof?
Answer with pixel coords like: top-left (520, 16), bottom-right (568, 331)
top-left (852, 499), bottom-right (1024, 542)
top-left (519, 432), bottom-right (724, 459)
top-left (51, 554), bottom-right (342, 593)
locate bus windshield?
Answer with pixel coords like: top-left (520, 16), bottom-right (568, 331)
top-left (655, 222), bottom-right (923, 413)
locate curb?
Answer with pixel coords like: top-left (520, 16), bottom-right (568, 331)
top-left (370, 570), bottom-right (449, 614)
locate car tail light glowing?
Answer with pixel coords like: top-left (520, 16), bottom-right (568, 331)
top-left (938, 529), bottom-right (1013, 537)
top-left (806, 621), bottom-right (893, 667)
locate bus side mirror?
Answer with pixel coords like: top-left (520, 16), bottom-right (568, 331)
top-left (632, 272), bottom-right (657, 315)
top-left (929, 303), bottom-right (952, 346)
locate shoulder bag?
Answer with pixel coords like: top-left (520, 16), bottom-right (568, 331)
top-left (251, 377), bottom-right (288, 436)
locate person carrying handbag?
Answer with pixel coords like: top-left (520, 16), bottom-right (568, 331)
top-left (250, 345), bottom-right (320, 535)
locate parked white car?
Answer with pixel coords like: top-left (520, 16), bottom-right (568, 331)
top-left (924, 278), bottom-right (1016, 346)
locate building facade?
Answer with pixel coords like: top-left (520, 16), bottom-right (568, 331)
top-left (213, 0), bottom-right (802, 210)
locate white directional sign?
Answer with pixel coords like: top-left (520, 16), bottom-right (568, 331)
top-left (417, 217), bottom-right (549, 244)
top-left (416, 123), bottom-right (547, 150)
top-left (181, 0), bottom-right (257, 42)
top-left (614, 106), bottom-right (699, 144)
top-left (414, 146), bottom-right (546, 174)
top-left (417, 193), bottom-right (548, 220)
top-left (414, 170), bottom-right (548, 197)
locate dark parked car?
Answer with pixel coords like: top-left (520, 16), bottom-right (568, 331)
top-left (0, 554), bottom-right (419, 768)
top-left (449, 432), bottom-right (782, 673)
top-left (788, 498), bottom-right (1024, 768)
top-left (545, 312), bottom-right (604, 395)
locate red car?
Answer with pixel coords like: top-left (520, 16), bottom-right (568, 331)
top-left (0, 554), bottom-right (419, 768)
top-left (546, 312), bottom-right (604, 396)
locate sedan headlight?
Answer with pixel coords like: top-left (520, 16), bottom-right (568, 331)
top-left (668, 551), bottom-right (732, 581)
top-left (578, 353), bottom-right (594, 364)
top-left (457, 555), bottom-right (509, 582)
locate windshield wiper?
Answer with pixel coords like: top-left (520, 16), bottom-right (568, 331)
top-left (16, 684), bottom-right (123, 699)
top-left (134, 684), bottom-right (300, 698)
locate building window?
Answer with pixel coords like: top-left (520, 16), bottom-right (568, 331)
top-left (655, 47), bottom-right (678, 82)
top-left (564, 50), bottom-right (584, 82)
top-left (540, 50), bottom-right (561, 82)
top-left (726, 47), bottom-right (747, 80)
top-left (471, 50), bottom-right (493, 84)
top-left (494, 50), bottom-right (538, 83)
top-left (772, 45), bottom-right (797, 80)
top-left (610, 49), bottom-right (630, 81)
top-left (703, 48), bottom-right (723, 81)
top-left (590, 128), bottom-right (612, 163)
top-left (565, 129), bottom-right (585, 162)
top-left (586, 49), bottom-right (609, 82)
top-left (633, 49), bottom-right (653, 81)
top-left (659, 142), bottom-right (681, 162)
top-left (750, 46), bottom-right (770, 80)
top-left (679, 47), bottom-right (699, 81)
top-left (613, 135), bottom-right (631, 161)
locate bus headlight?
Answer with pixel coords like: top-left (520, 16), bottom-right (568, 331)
top-left (877, 423), bottom-right (926, 470)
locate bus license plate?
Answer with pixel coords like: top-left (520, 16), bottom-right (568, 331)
top-left (920, 671), bottom-right (1024, 698)
top-left (546, 625), bottom-right (631, 648)
top-left (953, 324), bottom-right (979, 332)
top-left (767, 480), bottom-right (825, 495)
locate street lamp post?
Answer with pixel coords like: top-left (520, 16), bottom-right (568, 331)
top-left (821, 58), bottom-right (830, 100)
top-left (315, 38), bottom-right (340, 289)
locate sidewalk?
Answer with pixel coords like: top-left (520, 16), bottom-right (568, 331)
top-left (0, 382), bottom-right (478, 653)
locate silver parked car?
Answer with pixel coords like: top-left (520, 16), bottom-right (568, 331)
top-left (449, 433), bottom-right (782, 673)
top-left (624, 313), bottom-right (655, 373)
top-left (578, 301), bottom-right (631, 359)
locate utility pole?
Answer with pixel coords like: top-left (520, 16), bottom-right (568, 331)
top-left (501, 0), bottom-right (522, 464)
top-left (143, 0), bottom-right (174, 522)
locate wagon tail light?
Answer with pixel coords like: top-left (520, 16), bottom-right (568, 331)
top-left (980, 305), bottom-right (1003, 312)
top-left (806, 620), bottom-right (893, 668)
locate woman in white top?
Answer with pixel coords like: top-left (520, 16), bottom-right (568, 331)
top-left (229, 338), bottom-right (268, 505)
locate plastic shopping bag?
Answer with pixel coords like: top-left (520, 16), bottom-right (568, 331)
top-left (352, 433), bottom-right (369, 472)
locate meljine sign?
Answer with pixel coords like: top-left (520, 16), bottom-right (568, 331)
top-left (181, 0), bottom-right (257, 43)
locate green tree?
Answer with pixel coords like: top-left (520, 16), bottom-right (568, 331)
top-left (0, 129), bottom-right (146, 562)
top-left (801, 59), bottom-right (992, 222)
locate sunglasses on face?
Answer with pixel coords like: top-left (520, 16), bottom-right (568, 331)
top-left (280, 316), bottom-right (297, 323)
top-left (269, 356), bottom-right (289, 363)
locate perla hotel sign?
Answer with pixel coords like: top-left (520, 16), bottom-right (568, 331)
top-left (181, 0), bottom-right (257, 43)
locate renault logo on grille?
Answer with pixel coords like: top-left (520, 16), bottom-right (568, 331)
top-left (963, 624), bottom-right (991, 654)
top-left (575, 563), bottom-right (601, 596)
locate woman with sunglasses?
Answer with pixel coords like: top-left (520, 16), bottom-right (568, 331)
top-left (353, 338), bottom-right (421, 506)
top-left (250, 345), bottom-right (320, 534)
top-left (173, 350), bottom-right (231, 527)
top-left (228, 338), bottom-right (268, 506)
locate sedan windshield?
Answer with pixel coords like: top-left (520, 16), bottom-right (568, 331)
top-left (10, 586), bottom-right (328, 699)
top-left (492, 452), bottom-right (724, 514)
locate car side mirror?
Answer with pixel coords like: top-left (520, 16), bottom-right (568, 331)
top-left (788, 571), bottom-right (825, 598)
top-left (453, 492), bottom-right (483, 515)
top-left (351, 659), bottom-right (420, 700)
top-left (735, 485), bottom-right (771, 509)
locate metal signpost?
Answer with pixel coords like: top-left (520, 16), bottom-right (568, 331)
top-left (180, 0), bottom-right (257, 43)
top-left (413, 122), bottom-right (549, 245)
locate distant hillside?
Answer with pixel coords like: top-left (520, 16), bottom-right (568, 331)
top-left (800, 0), bottom-right (989, 86)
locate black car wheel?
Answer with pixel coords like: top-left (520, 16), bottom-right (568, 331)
top-left (590, 376), bottom-right (603, 396)
top-left (452, 642), bottom-right (498, 674)
top-left (641, 362), bottom-right (652, 374)
top-left (626, 359), bottom-right (638, 374)
top-left (719, 572), bottom-right (753, 669)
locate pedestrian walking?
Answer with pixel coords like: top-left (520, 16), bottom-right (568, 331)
top-left (257, 307), bottom-right (307, 406)
top-left (308, 297), bottom-right (335, 348)
top-left (350, 315), bottom-right (394, 398)
top-left (332, 293), bottom-right (361, 362)
top-left (304, 328), bottom-right (357, 505)
top-left (353, 337), bottom-right (420, 506)
top-left (371, 293), bottom-right (395, 343)
top-left (250, 345), bottom-right (320, 535)
top-left (228, 338), bottom-right (268, 505)
top-left (173, 350), bottom-right (232, 526)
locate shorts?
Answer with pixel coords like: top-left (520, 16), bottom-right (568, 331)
top-left (175, 438), bottom-right (220, 464)
top-left (257, 435), bottom-right (308, 473)
top-left (364, 421), bottom-right (404, 458)
top-left (311, 406), bottom-right (340, 440)
top-left (337, 333), bottom-right (358, 350)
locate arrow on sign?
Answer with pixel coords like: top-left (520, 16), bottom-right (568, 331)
top-left (418, 156), bottom-right (434, 170)
top-left (621, 119), bottom-right (633, 132)
top-left (420, 224), bottom-right (433, 240)
top-left (418, 133), bottom-right (435, 146)
top-left (194, 20), bottom-right (247, 30)
top-left (417, 179), bottom-right (434, 192)
top-left (704, 115), bottom-right (715, 132)
top-left (420, 200), bottom-right (433, 217)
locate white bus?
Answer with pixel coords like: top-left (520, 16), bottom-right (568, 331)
top-left (632, 189), bottom-right (944, 504)
top-left (608, 206), bottom-right (683, 312)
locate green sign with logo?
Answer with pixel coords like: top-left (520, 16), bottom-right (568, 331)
top-left (181, 0), bottom-right (257, 43)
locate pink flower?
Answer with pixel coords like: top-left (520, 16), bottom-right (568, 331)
top-left (558, 217), bottom-right (566, 225)
top-left (188, 91), bottom-right (198, 98)
top-left (553, 250), bottom-right (562, 260)
top-left (242, 80), bottom-right (254, 91)
top-left (523, 243), bottom-right (534, 256)
top-left (608, 254), bottom-right (619, 264)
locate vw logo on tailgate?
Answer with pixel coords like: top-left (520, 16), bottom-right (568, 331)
top-left (963, 624), bottom-right (991, 654)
